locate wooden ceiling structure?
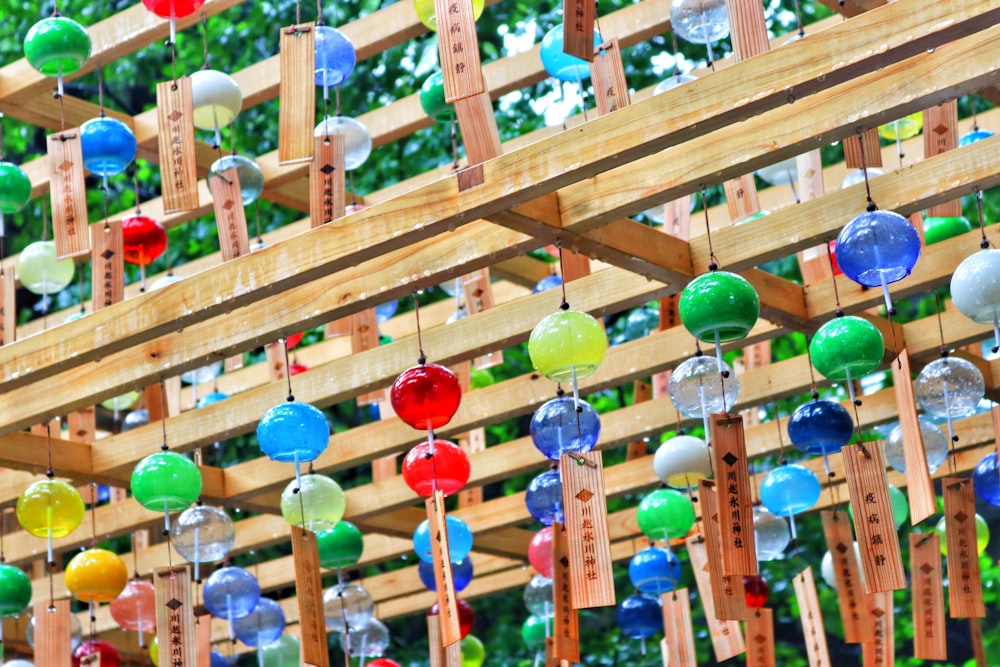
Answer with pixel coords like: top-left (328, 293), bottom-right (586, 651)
top-left (1, 0), bottom-right (1000, 661)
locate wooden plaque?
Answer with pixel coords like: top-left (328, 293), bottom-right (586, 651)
top-left (560, 250), bottom-right (591, 282)
top-left (725, 0), bottom-right (770, 59)
top-left (710, 414), bottom-right (758, 576)
top-left (686, 535), bottom-right (745, 661)
top-left (310, 134), bottom-right (346, 227)
top-left (154, 566), bottom-right (197, 667)
top-left (156, 78), bottom-right (200, 213)
top-left (278, 23), bottom-right (316, 164)
top-left (428, 612), bottom-right (462, 667)
top-left (291, 526), bottom-right (329, 666)
top-left (426, 490), bottom-right (461, 645)
top-left (924, 101), bottom-right (962, 216)
top-left (843, 128), bottom-right (883, 169)
top-left (820, 510), bottom-right (873, 643)
top-left (660, 590), bottom-right (696, 667)
top-left (970, 618), bottom-right (987, 667)
top-left (550, 521), bottom-right (580, 662)
top-left (196, 614), bottom-right (213, 667)
top-left (461, 268), bottom-right (502, 369)
top-left (352, 308), bottom-right (384, 405)
top-left (909, 533), bottom-right (946, 660)
top-left (792, 567), bottom-right (831, 667)
top-left (91, 220), bottom-right (124, 310)
top-left (862, 591), bottom-right (894, 667)
top-left (723, 174), bottom-right (762, 224)
top-left (891, 349), bottom-right (936, 523)
top-left (561, 0), bottom-right (595, 61)
top-left (664, 196), bottom-right (692, 240)
top-left (626, 381), bottom-right (652, 460)
top-left (942, 477), bottom-right (985, 618)
top-left (842, 444), bottom-right (907, 593)
top-left (590, 40), bottom-right (630, 116)
top-left (47, 130), bottom-right (90, 259)
top-left (434, 0), bottom-right (484, 101)
top-left (145, 376), bottom-right (181, 422)
top-left (698, 479), bottom-right (748, 620)
top-left (454, 91), bottom-right (502, 165)
top-left (210, 166), bottom-right (251, 261)
top-left (0, 265), bottom-right (16, 346)
top-left (561, 450), bottom-right (616, 608)
top-left (745, 608), bottom-right (775, 667)
top-left (34, 599), bottom-right (72, 667)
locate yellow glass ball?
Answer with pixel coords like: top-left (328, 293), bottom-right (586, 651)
top-left (413, 0), bottom-right (484, 31)
top-left (16, 479), bottom-right (85, 538)
top-left (528, 310), bottom-right (608, 382)
top-left (877, 112), bottom-right (923, 141)
top-left (65, 548), bottom-right (129, 603)
top-left (149, 636), bottom-right (159, 666)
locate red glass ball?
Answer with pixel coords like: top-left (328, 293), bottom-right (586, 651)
top-left (743, 574), bottom-right (769, 609)
top-left (73, 639), bottom-right (120, 667)
top-left (428, 597), bottom-right (475, 638)
top-left (286, 331), bottom-right (304, 349)
top-left (527, 526), bottom-right (554, 578)
top-left (366, 660), bottom-right (401, 667)
top-left (827, 240), bottom-right (843, 276)
top-left (142, 0), bottom-right (205, 18)
top-left (390, 363), bottom-right (461, 430)
top-left (402, 439), bottom-right (470, 497)
top-left (289, 362), bottom-right (309, 376)
top-left (122, 214), bottom-right (167, 266)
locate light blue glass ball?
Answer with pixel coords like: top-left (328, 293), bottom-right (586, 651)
top-left (196, 391), bottom-right (229, 408)
top-left (203, 566), bottom-right (261, 620)
top-left (835, 209), bottom-right (921, 289)
top-left (760, 464), bottom-right (821, 517)
top-left (314, 26), bottom-right (356, 87)
top-left (375, 299), bottom-right (398, 323)
top-left (256, 401), bottom-right (329, 464)
top-left (80, 116), bottom-right (136, 176)
top-left (530, 396), bottom-right (601, 461)
top-left (533, 274), bottom-right (563, 294)
top-left (787, 399), bottom-right (854, 456)
top-left (413, 515), bottom-right (473, 563)
top-left (419, 556), bottom-right (473, 592)
top-left (540, 25), bottom-right (601, 82)
top-left (959, 129), bottom-right (994, 146)
top-left (525, 469), bottom-right (564, 526)
top-left (616, 593), bottom-right (662, 639)
top-left (628, 546), bottom-right (682, 595)
top-left (232, 598), bottom-right (285, 648)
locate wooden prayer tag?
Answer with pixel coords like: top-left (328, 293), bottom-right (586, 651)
top-left (428, 611), bottom-right (461, 667)
top-left (861, 591), bottom-right (893, 667)
top-left (942, 477), bottom-right (986, 618)
top-left (970, 618), bottom-right (987, 667)
top-left (427, 490), bottom-right (461, 645)
top-left (311, 134), bottom-right (346, 227)
top-left (352, 308), bottom-right (384, 405)
top-left (820, 510), bottom-right (873, 643)
top-left (47, 130), bottom-right (90, 259)
top-left (210, 166), bottom-right (251, 261)
top-left (458, 428), bottom-right (486, 507)
top-left (651, 295), bottom-right (679, 399)
top-left (33, 599), bottom-right (71, 667)
top-left (196, 614), bottom-right (213, 667)
top-left (291, 526), bottom-right (330, 666)
top-left (843, 129), bottom-right (883, 169)
top-left (0, 265), bottom-right (15, 346)
top-left (145, 376), bottom-right (181, 422)
top-left (460, 268), bottom-right (503, 369)
top-left (710, 413), bottom-right (758, 576)
top-left (686, 535), bottom-right (745, 661)
top-left (550, 521), bottom-right (580, 662)
top-left (891, 349), bottom-right (936, 523)
top-left (590, 39), bottom-right (630, 116)
top-left (453, 91), bottom-right (502, 165)
top-left (723, 173), bottom-right (762, 224)
top-left (725, 0), bottom-right (770, 59)
top-left (154, 566), bottom-right (197, 667)
top-left (560, 250), bottom-right (591, 282)
top-left (909, 532), bottom-right (946, 660)
top-left (745, 608), bottom-right (775, 667)
top-left (561, 0), bottom-right (595, 61)
top-left (433, 0), bottom-right (484, 102)
top-left (326, 316), bottom-right (353, 338)
top-left (697, 480), bottom-right (748, 621)
top-left (841, 444), bottom-right (907, 593)
top-left (279, 23), bottom-right (316, 164)
top-left (660, 589), bottom-right (696, 667)
top-left (156, 78), bottom-right (200, 213)
top-left (560, 450), bottom-right (616, 608)
top-left (626, 381), bottom-right (652, 460)
top-left (91, 220), bottom-right (124, 310)
top-left (792, 567), bottom-right (831, 667)
top-left (923, 101), bottom-right (962, 217)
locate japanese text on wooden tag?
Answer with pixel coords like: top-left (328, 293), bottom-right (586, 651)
top-left (746, 608), bottom-right (775, 667)
top-left (590, 40), bottom-right (630, 115)
top-left (909, 532), bottom-right (946, 660)
top-left (560, 450), bottom-right (615, 608)
top-left (710, 414), bottom-right (758, 576)
top-left (862, 591), bottom-right (894, 667)
top-left (154, 566), bottom-right (197, 667)
top-left (311, 134), bottom-right (346, 227)
top-left (820, 510), bottom-right (873, 643)
top-left (210, 166), bottom-right (251, 261)
top-left (891, 349), bottom-right (936, 523)
top-left (723, 173), bottom-right (762, 223)
top-left (34, 599), bottom-right (71, 667)
top-left (698, 479), bottom-right (748, 621)
top-left (47, 130), bottom-right (90, 259)
top-left (291, 526), bottom-right (330, 666)
top-left (433, 0), bottom-right (484, 101)
top-left (427, 490), bottom-right (461, 645)
top-left (686, 535), bottom-right (745, 661)
top-left (561, 0), bottom-right (595, 61)
top-left (793, 567), bottom-right (831, 667)
top-left (660, 590), bottom-right (696, 667)
top-left (91, 220), bottom-right (123, 310)
top-left (279, 23), bottom-right (315, 164)
top-left (550, 521), bottom-right (580, 662)
top-left (156, 78), bottom-right (199, 213)
top-left (942, 477), bottom-right (985, 618)
top-left (923, 101), bottom-right (961, 217)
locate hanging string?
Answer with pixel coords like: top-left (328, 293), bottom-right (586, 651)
top-left (772, 402), bottom-right (787, 465)
top-left (316, 0), bottom-right (324, 25)
top-left (201, 15), bottom-right (211, 70)
top-left (855, 128), bottom-right (878, 212)
top-left (670, 32), bottom-right (681, 77)
top-left (975, 189), bottom-right (991, 250)
top-left (849, 397), bottom-right (869, 459)
top-left (700, 187), bottom-right (719, 270)
top-left (413, 291), bottom-right (427, 364)
top-left (970, 95), bottom-right (979, 131)
top-left (555, 240), bottom-right (569, 310)
top-left (791, 0), bottom-right (805, 37)
top-left (282, 338), bottom-right (295, 402)
top-left (253, 200), bottom-right (264, 246)
top-left (824, 241), bottom-right (844, 317)
top-left (804, 335), bottom-right (819, 398)
top-left (159, 378), bottom-right (169, 451)
top-left (934, 292), bottom-right (948, 358)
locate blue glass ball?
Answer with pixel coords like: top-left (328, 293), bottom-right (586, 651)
top-left (760, 464), bottom-right (821, 517)
top-left (616, 593), bottom-right (662, 639)
top-left (628, 546), bottom-right (682, 595)
top-left (530, 396), bottom-right (601, 461)
top-left (196, 391), bottom-right (229, 408)
top-left (314, 26), bottom-right (356, 87)
top-left (210, 650), bottom-right (230, 667)
top-left (973, 452), bottom-right (1000, 507)
top-left (787, 399), bottom-right (854, 456)
top-left (959, 129), bottom-right (994, 146)
top-left (525, 469), bottom-right (564, 526)
top-left (80, 116), bottom-right (136, 176)
top-left (540, 25), bottom-right (601, 82)
top-left (418, 556), bottom-right (473, 592)
top-left (203, 567), bottom-right (261, 620)
top-left (413, 515), bottom-right (473, 563)
top-left (375, 299), bottom-right (398, 323)
top-left (835, 209), bottom-right (921, 288)
top-left (256, 401), bottom-right (329, 464)
top-left (232, 598), bottom-right (285, 647)
top-left (533, 274), bottom-right (563, 294)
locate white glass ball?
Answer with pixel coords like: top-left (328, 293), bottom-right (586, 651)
top-left (190, 69), bottom-right (243, 130)
top-left (653, 73), bottom-right (697, 95)
top-left (884, 417), bottom-right (949, 474)
top-left (841, 167), bottom-right (884, 189)
top-left (670, 0), bottom-right (730, 44)
top-left (914, 357), bottom-right (985, 419)
top-left (16, 240), bottom-right (75, 295)
top-left (755, 156), bottom-right (799, 187)
top-left (313, 116), bottom-right (372, 170)
top-left (323, 583), bottom-right (374, 633)
top-left (181, 361), bottom-right (224, 385)
top-left (951, 249), bottom-right (1000, 325)
top-left (668, 355), bottom-right (739, 418)
top-left (653, 435), bottom-right (712, 487)
top-left (523, 574), bottom-right (554, 618)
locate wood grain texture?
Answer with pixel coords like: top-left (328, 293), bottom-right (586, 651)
top-left (210, 167), bottom-right (251, 261)
top-left (550, 521), bottom-right (580, 662)
top-left (686, 535), bottom-right (745, 661)
top-left (156, 79), bottom-right (200, 213)
top-left (34, 599), bottom-right (71, 667)
top-left (660, 590), bottom-right (696, 667)
top-left (861, 591), bottom-right (894, 667)
top-left (942, 477), bottom-right (985, 618)
top-left (427, 491), bottom-right (461, 645)
top-left (561, 450), bottom-right (616, 608)
top-left (434, 0), bottom-right (484, 101)
top-left (154, 567), bottom-right (196, 667)
top-left (590, 40), bottom-right (630, 116)
top-left (91, 220), bottom-right (124, 310)
top-left (710, 414), bottom-right (758, 576)
top-left (820, 510), bottom-right (873, 643)
top-left (891, 349), bottom-right (937, 523)
top-left (910, 532), bottom-right (947, 660)
top-left (561, 0), bottom-right (595, 61)
top-left (843, 129), bottom-right (883, 170)
top-left (793, 567), bottom-right (831, 667)
top-left (278, 24), bottom-right (316, 164)
top-left (454, 91), bottom-right (501, 165)
top-left (291, 526), bottom-right (329, 666)
top-left (697, 480), bottom-right (749, 621)
top-left (745, 608), bottom-right (775, 667)
top-left (0, 266), bottom-right (16, 346)
top-left (47, 131), bottom-right (90, 259)
top-left (311, 134), bottom-right (346, 227)
top-left (924, 101), bottom-right (961, 217)
top-left (725, 0), bottom-right (770, 59)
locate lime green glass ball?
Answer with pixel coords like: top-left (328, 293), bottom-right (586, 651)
top-left (24, 16), bottom-right (92, 77)
top-left (420, 71), bottom-right (454, 123)
top-left (809, 316), bottom-right (884, 382)
top-left (100, 391), bottom-right (140, 411)
top-left (678, 271), bottom-right (760, 343)
top-left (877, 112), bottom-right (923, 141)
top-left (935, 513), bottom-right (990, 556)
top-left (636, 488), bottom-right (695, 542)
top-left (280, 474), bottom-right (345, 532)
top-left (849, 483), bottom-right (908, 529)
top-left (16, 478), bottom-right (85, 538)
top-left (130, 451), bottom-right (202, 513)
top-left (316, 520), bottom-right (364, 568)
top-left (414, 0), bottom-right (484, 31)
top-left (0, 162), bottom-right (32, 214)
top-left (460, 634), bottom-right (485, 667)
top-left (923, 215), bottom-right (972, 245)
top-left (528, 310), bottom-right (608, 382)
top-left (16, 240), bottom-right (76, 296)
top-left (0, 563), bottom-right (32, 616)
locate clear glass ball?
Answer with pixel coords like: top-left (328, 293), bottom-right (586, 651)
top-left (914, 356), bottom-right (985, 419)
top-left (840, 167), bottom-right (884, 189)
top-left (323, 583), bottom-right (374, 633)
top-left (339, 618), bottom-right (389, 658)
top-left (653, 73), bottom-right (697, 95)
top-left (670, 0), bottom-right (730, 44)
top-left (753, 505), bottom-right (790, 561)
top-left (668, 355), bottom-right (739, 418)
top-left (884, 417), bottom-right (949, 474)
top-left (314, 116), bottom-right (372, 170)
top-left (122, 408), bottom-right (149, 431)
top-left (523, 574), bottom-right (554, 618)
top-left (208, 154), bottom-right (264, 206)
top-left (171, 505), bottom-right (235, 563)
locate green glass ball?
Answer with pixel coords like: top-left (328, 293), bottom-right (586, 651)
top-left (809, 316), bottom-right (884, 382)
top-left (460, 634), bottom-right (485, 667)
top-left (528, 310), bottom-right (607, 382)
top-left (678, 271), bottom-right (760, 343)
top-left (636, 488), bottom-right (695, 542)
top-left (935, 513), bottom-right (990, 556)
top-left (521, 615), bottom-right (547, 650)
top-left (130, 451), bottom-right (203, 513)
top-left (316, 520), bottom-right (364, 568)
top-left (24, 16), bottom-right (92, 77)
top-left (420, 71), bottom-right (454, 123)
top-left (0, 563), bottom-right (32, 616)
top-left (923, 216), bottom-right (971, 245)
top-left (0, 162), bottom-right (32, 214)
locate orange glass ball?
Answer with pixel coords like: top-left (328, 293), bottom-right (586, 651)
top-left (65, 548), bottom-right (129, 603)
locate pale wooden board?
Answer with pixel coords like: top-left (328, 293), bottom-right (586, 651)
top-left (154, 566), bottom-right (197, 667)
top-left (942, 477), bottom-right (986, 618)
top-left (47, 130), bottom-right (90, 259)
top-left (278, 23), bottom-right (316, 165)
top-left (793, 567), bottom-right (832, 667)
top-left (0, 265), bottom-right (14, 346)
top-left (453, 91), bottom-right (501, 165)
top-left (561, 450), bottom-right (616, 608)
top-left (34, 599), bottom-right (71, 667)
top-left (686, 535), bottom-right (745, 661)
top-left (156, 79), bottom-right (200, 213)
top-left (820, 510), bottom-right (873, 643)
top-left (843, 128), bottom-right (883, 170)
top-left (310, 134), bottom-right (346, 227)
top-left (861, 591), bottom-right (894, 667)
top-left (697, 480), bottom-right (749, 621)
top-left (660, 590), bottom-right (696, 667)
top-left (67, 407), bottom-right (96, 444)
top-left (351, 308), bottom-right (383, 405)
top-left (590, 40), bottom-right (630, 116)
top-left (91, 220), bottom-right (124, 310)
top-left (210, 167), bottom-right (251, 261)
top-left (434, 0), bottom-right (485, 101)
top-left (725, 0), bottom-right (771, 59)
top-left (710, 414), bottom-right (758, 576)
top-left (291, 526), bottom-right (329, 666)
top-left (992, 405), bottom-right (1000, 459)
top-left (561, 0), bottom-right (595, 61)
top-left (745, 608), bottom-right (775, 667)
top-left (909, 533), bottom-right (947, 660)
top-left (426, 490), bottom-right (461, 645)
top-left (551, 521), bottom-right (580, 662)
top-left (891, 349), bottom-right (937, 523)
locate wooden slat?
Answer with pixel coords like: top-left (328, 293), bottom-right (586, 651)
top-left (156, 79), bottom-right (199, 213)
top-left (697, 480), bottom-right (748, 621)
top-left (47, 130), bottom-right (90, 259)
top-left (560, 450), bottom-right (615, 608)
top-left (291, 526), bottom-right (329, 666)
top-left (461, 268), bottom-right (502, 369)
top-left (457, 428), bottom-right (485, 507)
top-left (351, 308), bottom-right (384, 405)
top-left (843, 129), bottom-right (883, 169)
top-left (862, 591), bottom-right (894, 667)
top-left (942, 477), bottom-right (985, 618)
top-left (626, 381), bottom-right (652, 460)
top-left (891, 349), bottom-right (936, 523)
top-left (725, 0), bottom-right (771, 59)
top-left (196, 615), bottom-right (213, 667)
top-left (278, 24), bottom-right (316, 165)
top-left (210, 167), bottom-right (251, 261)
top-left (310, 134), bottom-right (346, 227)
top-left (91, 220), bottom-right (124, 310)
top-left (909, 532), bottom-right (947, 661)
top-left (154, 566), bottom-right (196, 667)
top-left (745, 608), bottom-right (775, 667)
top-left (590, 40), bottom-right (630, 116)
top-left (686, 535), bottom-right (745, 661)
top-left (710, 414), bottom-right (757, 576)
top-left (792, 567), bottom-right (831, 667)
top-left (660, 589), bottom-right (696, 667)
